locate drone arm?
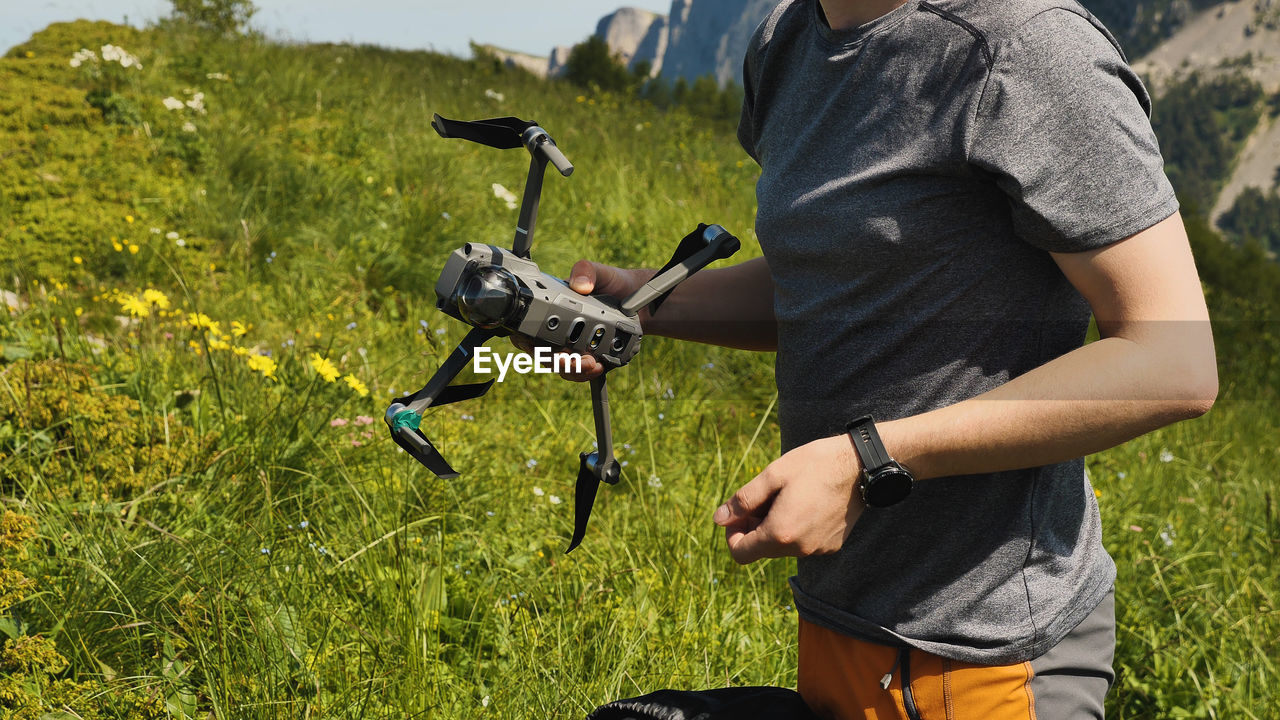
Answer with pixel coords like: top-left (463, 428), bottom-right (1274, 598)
top-left (512, 127), bottom-right (573, 258)
top-left (385, 327), bottom-right (496, 478)
top-left (401, 327), bottom-right (495, 414)
top-left (620, 224), bottom-right (741, 316)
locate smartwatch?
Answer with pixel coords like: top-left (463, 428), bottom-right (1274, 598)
top-left (846, 415), bottom-right (914, 508)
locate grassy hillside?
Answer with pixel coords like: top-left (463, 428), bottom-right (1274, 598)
top-left (2, 20), bottom-right (1278, 720)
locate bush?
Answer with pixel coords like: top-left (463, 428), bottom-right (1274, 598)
top-left (169, 0), bottom-right (257, 35)
top-left (563, 36), bottom-right (633, 93)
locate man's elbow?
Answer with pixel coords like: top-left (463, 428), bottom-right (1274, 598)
top-left (1172, 361), bottom-right (1218, 420)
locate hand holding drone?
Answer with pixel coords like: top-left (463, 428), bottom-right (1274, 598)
top-left (385, 114), bottom-right (740, 552)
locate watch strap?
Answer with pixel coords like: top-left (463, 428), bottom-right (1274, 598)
top-left (846, 415), bottom-right (890, 471)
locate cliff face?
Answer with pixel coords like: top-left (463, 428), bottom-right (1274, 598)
top-left (589, 1), bottom-right (773, 85)
top-left (658, 0), bottom-right (775, 85)
top-left (595, 8), bottom-right (664, 69)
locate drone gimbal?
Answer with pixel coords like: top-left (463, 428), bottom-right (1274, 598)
top-left (386, 114), bottom-right (740, 552)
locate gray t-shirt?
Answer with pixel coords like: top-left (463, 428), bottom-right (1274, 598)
top-left (737, 0), bottom-right (1177, 664)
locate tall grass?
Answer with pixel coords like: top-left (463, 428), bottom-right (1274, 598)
top-left (1, 19), bottom-right (1276, 719)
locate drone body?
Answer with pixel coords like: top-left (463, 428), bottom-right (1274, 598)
top-left (386, 114), bottom-right (739, 551)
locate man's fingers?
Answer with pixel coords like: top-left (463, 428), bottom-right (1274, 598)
top-left (567, 260), bottom-right (599, 295)
top-left (511, 335), bottom-right (535, 354)
top-left (726, 521), bottom-right (779, 565)
top-left (714, 471), bottom-right (782, 527)
top-left (568, 260), bottom-right (636, 298)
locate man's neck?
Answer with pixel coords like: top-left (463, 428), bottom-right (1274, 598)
top-left (818, 0), bottom-right (911, 29)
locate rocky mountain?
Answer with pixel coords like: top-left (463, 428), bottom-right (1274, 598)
top-left (653, 0), bottom-right (777, 85)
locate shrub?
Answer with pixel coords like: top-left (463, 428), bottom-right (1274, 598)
top-left (169, 0), bottom-right (257, 35)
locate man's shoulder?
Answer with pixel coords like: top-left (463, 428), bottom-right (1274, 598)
top-left (917, 0), bottom-right (1122, 60)
top-left (746, 0), bottom-right (808, 58)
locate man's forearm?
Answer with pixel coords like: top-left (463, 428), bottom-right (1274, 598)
top-left (641, 256), bottom-right (778, 351)
top-left (879, 327), bottom-right (1218, 482)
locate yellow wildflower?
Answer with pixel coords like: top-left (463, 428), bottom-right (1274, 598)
top-left (309, 353), bottom-right (340, 383)
top-left (128, 244), bottom-right (139, 254)
top-left (186, 312), bottom-right (222, 336)
top-left (118, 294), bottom-right (150, 318)
top-left (111, 237), bottom-right (123, 252)
top-left (232, 346), bottom-right (249, 356)
top-left (247, 353), bottom-right (277, 379)
top-left (142, 288), bottom-right (171, 309)
top-left (231, 320), bottom-right (249, 337)
top-left (73, 256), bottom-right (83, 265)
top-left (343, 374), bottom-right (369, 397)
top-left (208, 338), bottom-right (230, 351)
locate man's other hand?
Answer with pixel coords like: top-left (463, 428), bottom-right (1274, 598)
top-left (713, 435), bottom-right (865, 564)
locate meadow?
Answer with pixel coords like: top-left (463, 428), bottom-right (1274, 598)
top-left (1, 20), bottom-right (1277, 719)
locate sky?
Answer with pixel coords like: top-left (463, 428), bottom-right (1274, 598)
top-left (1, 0), bottom-right (674, 58)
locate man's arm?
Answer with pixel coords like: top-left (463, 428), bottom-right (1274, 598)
top-left (715, 212), bottom-right (1218, 563)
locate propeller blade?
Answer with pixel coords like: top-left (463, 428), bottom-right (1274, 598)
top-left (431, 114), bottom-right (535, 149)
top-left (567, 452), bottom-right (602, 553)
top-left (387, 413), bottom-right (460, 479)
top-left (646, 224), bottom-right (709, 314)
top-left (429, 380), bottom-right (495, 407)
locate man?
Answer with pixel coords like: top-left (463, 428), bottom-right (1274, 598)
top-left (536, 0), bottom-right (1217, 716)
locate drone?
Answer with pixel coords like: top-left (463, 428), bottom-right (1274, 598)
top-left (385, 114), bottom-right (740, 552)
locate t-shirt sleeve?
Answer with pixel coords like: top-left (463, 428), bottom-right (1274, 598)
top-left (737, 33), bottom-right (762, 164)
top-left (968, 9), bottom-right (1179, 253)
top-left (737, 57), bottom-right (759, 163)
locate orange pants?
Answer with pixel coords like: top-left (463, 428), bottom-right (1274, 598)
top-left (799, 619), bottom-right (1037, 720)
top-left (797, 590), bottom-right (1115, 720)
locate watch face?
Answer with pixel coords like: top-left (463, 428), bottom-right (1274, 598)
top-left (863, 466), bottom-right (913, 508)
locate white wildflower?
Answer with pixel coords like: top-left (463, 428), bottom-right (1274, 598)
top-left (648, 475), bottom-right (663, 488)
top-left (532, 486), bottom-right (544, 497)
top-left (182, 121), bottom-right (197, 133)
top-left (484, 88), bottom-right (504, 102)
top-left (206, 72), bottom-right (230, 81)
top-left (162, 96), bottom-right (184, 111)
top-left (549, 495), bottom-right (562, 505)
top-left (491, 183), bottom-right (518, 210)
top-left (186, 91), bottom-right (206, 113)
top-left (1159, 449), bottom-right (1174, 463)
top-left (166, 231), bottom-right (179, 240)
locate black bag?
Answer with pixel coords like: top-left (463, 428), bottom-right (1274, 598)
top-left (587, 686), bottom-right (821, 720)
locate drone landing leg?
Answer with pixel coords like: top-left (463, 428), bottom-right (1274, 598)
top-left (568, 373), bottom-right (621, 553)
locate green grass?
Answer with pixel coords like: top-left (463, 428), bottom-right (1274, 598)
top-left (1, 19), bottom-right (1277, 720)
